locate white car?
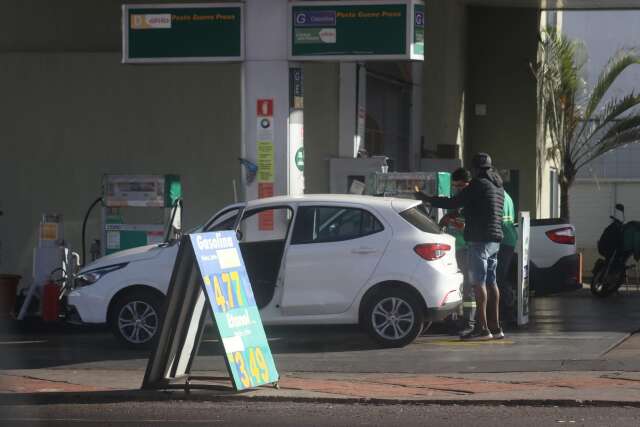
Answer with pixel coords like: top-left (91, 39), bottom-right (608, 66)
top-left (65, 195), bottom-right (463, 348)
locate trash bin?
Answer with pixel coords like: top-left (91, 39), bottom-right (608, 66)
top-left (0, 274), bottom-right (21, 318)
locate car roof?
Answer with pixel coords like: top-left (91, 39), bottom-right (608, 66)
top-left (243, 194), bottom-right (420, 211)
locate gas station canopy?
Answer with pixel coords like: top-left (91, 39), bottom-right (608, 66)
top-left (466, 0), bottom-right (640, 9)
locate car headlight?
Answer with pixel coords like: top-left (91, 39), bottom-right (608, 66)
top-left (74, 263), bottom-right (128, 288)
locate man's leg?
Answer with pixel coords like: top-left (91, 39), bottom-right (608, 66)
top-left (474, 284), bottom-right (488, 332)
top-left (464, 243), bottom-right (492, 339)
top-left (497, 244), bottom-right (516, 323)
top-left (487, 283), bottom-right (500, 330)
top-left (486, 243), bottom-right (502, 334)
top-left (462, 282), bottom-right (477, 332)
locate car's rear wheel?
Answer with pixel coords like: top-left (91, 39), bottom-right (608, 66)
top-left (110, 290), bottom-right (163, 349)
top-left (363, 288), bottom-right (424, 348)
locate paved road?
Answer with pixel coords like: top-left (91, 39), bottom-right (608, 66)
top-left (1, 400), bottom-right (640, 426)
top-left (1, 289), bottom-right (639, 375)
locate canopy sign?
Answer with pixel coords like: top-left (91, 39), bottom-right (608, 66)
top-left (122, 3), bottom-right (244, 63)
top-left (289, 0), bottom-right (424, 61)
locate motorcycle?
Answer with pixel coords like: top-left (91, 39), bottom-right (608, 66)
top-left (591, 203), bottom-right (640, 297)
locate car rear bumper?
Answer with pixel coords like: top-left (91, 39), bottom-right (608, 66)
top-left (425, 300), bottom-right (462, 322)
top-left (531, 253), bottom-right (582, 295)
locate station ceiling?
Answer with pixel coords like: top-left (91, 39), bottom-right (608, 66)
top-left (465, 0), bottom-right (640, 9)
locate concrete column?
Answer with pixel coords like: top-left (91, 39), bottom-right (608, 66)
top-left (411, 61), bottom-right (423, 170)
top-left (338, 63), bottom-right (357, 158)
top-left (423, 0), bottom-right (467, 161)
top-left (243, 0), bottom-right (303, 200)
top-left (338, 62), bottom-right (366, 158)
top-left (466, 7), bottom-right (539, 215)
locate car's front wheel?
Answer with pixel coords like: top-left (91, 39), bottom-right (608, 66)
top-left (110, 290), bottom-right (163, 349)
top-left (363, 288), bottom-right (424, 348)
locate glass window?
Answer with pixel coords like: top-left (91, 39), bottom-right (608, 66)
top-left (238, 207), bottom-right (292, 243)
top-left (291, 206), bottom-right (384, 244)
top-left (205, 208), bottom-right (240, 232)
top-left (399, 206), bottom-right (442, 234)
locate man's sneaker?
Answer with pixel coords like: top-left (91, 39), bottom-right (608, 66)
top-left (460, 329), bottom-right (493, 341)
top-left (458, 325), bottom-right (475, 338)
top-left (491, 327), bottom-right (505, 340)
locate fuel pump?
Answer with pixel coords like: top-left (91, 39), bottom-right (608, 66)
top-left (366, 171), bottom-right (451, 222)
top-left (16, 214), bottom-right (77, 320)
top-left (99, 174), bottom-right (182, 257)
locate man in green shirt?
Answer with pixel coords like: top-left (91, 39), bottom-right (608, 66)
top-left (438, 168), bottom-right (476, 335)
top-left (437, 169), bottom-right (517, 335)
top-left (497, 190), bottom-right (518, 323)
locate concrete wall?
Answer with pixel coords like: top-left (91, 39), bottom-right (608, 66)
top-left (0, 53), bottom-right (241, 280)
top-left (0, 0), bottom-right (239, 52)
top-left (466, 7), bottom-right (540, 215)
top-left (303, 63), bottom-right (341, 194)
top-left (0, 0), bottom-right (243, 281)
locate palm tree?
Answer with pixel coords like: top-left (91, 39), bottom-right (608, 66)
top-left (533, 27), bottom-right (640, 220)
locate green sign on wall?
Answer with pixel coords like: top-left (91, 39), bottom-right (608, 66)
top-left (289, 0), bottom-right (424, 61)
top-left (122, 3), bottom-right (243, 63)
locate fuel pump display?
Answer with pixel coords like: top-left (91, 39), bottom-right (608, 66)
top-left (367, 171), bottom-right (451, 222)
top-left (101, 175), bottom-right (182, 256)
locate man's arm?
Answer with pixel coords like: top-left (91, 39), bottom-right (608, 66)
top-left (414, 182), bottom-right (476, 209)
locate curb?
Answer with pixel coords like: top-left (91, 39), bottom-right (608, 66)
top-left (2, 389), bottom-right (640, 408)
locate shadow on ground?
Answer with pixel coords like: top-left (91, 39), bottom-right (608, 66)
top-left (1, 288), bottom-right (639, 370)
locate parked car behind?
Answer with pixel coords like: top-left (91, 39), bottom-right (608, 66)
top-left (528, 218), bottom-right (582, 295)
top-left (65, 195), bottom-right (463, 349)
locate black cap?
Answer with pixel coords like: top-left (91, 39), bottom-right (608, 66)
top-left (472, 152), bottom-right (492, 169)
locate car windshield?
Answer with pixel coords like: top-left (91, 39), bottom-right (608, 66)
top-left (399, 205), bottom-right (442, 234)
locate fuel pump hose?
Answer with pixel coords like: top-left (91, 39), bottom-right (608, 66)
top-left (81, 197), bottom-right (103, 266)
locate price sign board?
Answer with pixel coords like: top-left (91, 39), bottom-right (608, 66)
top-left (190, 232), bottom-right (279, 390)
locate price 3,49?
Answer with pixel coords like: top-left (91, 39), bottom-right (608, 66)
top-left (231, 346), bottom-right (271, 388)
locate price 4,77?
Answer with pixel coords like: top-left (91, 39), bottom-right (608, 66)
top-left (203, 271), bottom-right (243, 311)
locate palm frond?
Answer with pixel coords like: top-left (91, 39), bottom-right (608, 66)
top-left (583, 51), bottom-right (640, 122)
top-left (571, 93), bottom-right (640, 158)
top-left (576, 126), bottom-right (640, 171)
top-left (608, 113), bottom-right (640, 134)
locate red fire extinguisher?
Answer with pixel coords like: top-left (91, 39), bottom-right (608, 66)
top-left (42, 281), bottom-right (61, 322)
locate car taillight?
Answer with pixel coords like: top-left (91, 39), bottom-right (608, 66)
top-left (414, 243), bottom-right (451, 261)
top-left (546, 227), bottom-right (575, 245)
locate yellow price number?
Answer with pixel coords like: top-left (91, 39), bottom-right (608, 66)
top-left (231, 271), bottom-right (244, 306)
top-left (205, 271), bottom-right (245, 312)
top-left (232, 347), bottom-right (271, 388)
top-left (233, 351), bottom-right (251, 388)
top-left (248, 347), bottom-right (270, 384)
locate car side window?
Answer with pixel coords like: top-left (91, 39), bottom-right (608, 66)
top-left (291, 206), bottom-right (384, 244)
top-left (238, 207), bottom-right (292, 242)
top-left (207, 209), bottom-right (240, 232)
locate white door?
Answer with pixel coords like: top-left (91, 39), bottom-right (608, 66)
top-left (281, 205), bottom-right (391, 316)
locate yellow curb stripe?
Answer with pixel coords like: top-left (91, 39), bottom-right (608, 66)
top-left (430, 339), bottom-right (514, 346)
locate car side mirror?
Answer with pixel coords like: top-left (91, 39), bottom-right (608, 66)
top-left (616, 203), bottom-right (625, 212)
top-left (236, 230), bottom-right (243, 241)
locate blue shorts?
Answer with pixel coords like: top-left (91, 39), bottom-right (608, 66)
top-left (467, 242), bottom-right (500, 287)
